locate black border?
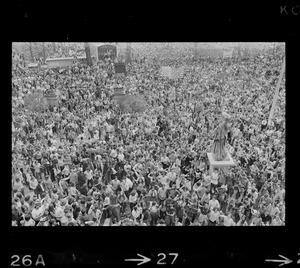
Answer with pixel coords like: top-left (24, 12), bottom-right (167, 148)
top-left (8, 3), bottom-right (300, 268)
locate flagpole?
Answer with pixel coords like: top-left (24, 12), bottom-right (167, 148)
top-left (267, 56), bottom-right (285, 126)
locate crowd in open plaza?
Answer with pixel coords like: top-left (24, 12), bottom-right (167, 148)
top-left (12, 43), bottom-right (285, 226)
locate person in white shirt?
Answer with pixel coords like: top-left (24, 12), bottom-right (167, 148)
top-left (22, 214), bottom-right (36, 226)
top-left (175, 175), bottom-right (183, 190)
top-left (182, 177), bottom-right (191, 191)
top-left (131, 205), bottom-right (142, 223)
top-left (62, 165), bottom-right (70, 177)
top-left (13, 177), bottom-right (24, 192)
top-left (57, 156), bottom-right (64, 169)
top-left (223, 213), bottom-right (236, 226)
top-left (208, 196), bottom-right (220, 211)
top-left (104, 183), bottom-right (114, 195)
top-left (269, 203), bottom-right (280, 218)
top-left (124, 162), bottom-right (132, 173)
top-left (118, 151), bottom-right (125, 162)
top-left (84, 168), bottom-right (93, 181)
top-left (111, 177), bottom-right (121, 192)
top-left (31, 201), bottom-right (45, 223)
top-left (122, 177), bottom-right (133, 197)
top-left (133, 162), bottom-right (143, 175)
top-left (174, 216), bottom-right (182, 226)
top-left (208, 207), bottom-right (220, 226)
top-left (157, 219), bottom-right (166, 226)
top-left (33, 161), bottom-right (41, 180)
top-left (29, 176), bottom-right (38, 192)
top-left (103, 193), bottom-right (111, 207)
top-left (198, 211), bottom-right (208, 226)
top-left (54, 200), bottom-right (66, 222)
top-left (69, 182), bottom-right (79, 198)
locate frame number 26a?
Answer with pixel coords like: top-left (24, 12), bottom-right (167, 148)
top-left (11, 255), bottom-right (45, 267)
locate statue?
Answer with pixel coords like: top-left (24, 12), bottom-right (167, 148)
top-left (211, 112), bottom-right (231, 161)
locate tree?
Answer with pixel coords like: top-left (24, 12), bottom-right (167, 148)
top-left (42, 42), bottom-right (46, 64)
top-left (22, 42), bottom-right (49, 62)
top-left (126, 43), bottom-right (131, 63)
top-left (24, 42), bottom-right (34, 61)
top-left (52, 42), bottom-right (56, 53)
top-left (85, 43), bottom-right (93, 66)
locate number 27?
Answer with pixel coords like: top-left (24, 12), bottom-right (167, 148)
top-left (157, 253), bottom-right (179, 265)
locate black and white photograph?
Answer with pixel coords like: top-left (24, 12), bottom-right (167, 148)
top-left (11, 42), bottom-right (286, 227)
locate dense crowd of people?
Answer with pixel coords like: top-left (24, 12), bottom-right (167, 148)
top-left (12, 44), bottom-right (285, 226)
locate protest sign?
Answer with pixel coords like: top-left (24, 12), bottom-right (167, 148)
top-left (113, 88), bottom-right (125, 105)
top-left (97, 44), bottom-right (117, 61)
top-left (114, 63), bottom-right (126, 76)
top-left (223, 49), bottom-right (233, 58)
top-left (45, 57), bottom-right (74, 68)
top-left (28, 63), bottom-right (39, 68)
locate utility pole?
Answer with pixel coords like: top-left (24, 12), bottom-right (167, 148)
top-left (52, 42), bottom-right (56, 53)
top-left (42, 42), bottom-right (46, 64)
top-left (268, 56), bottom-right (285, 126)
top-left (29, 43), bottom-right (34, 62)
top-left (126, 42), bottom-right (131, 63)
top-left (85, 42), bottom-right (93, 66)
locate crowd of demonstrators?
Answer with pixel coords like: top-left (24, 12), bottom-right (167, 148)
top-left (12, 45), bottom-right (285, 226)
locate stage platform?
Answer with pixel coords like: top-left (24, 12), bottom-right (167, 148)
top-left (207, 152), bottom-right (236, 176)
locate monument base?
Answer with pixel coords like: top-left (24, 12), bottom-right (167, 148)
top-left (207, 152), bottom-right (236, 176)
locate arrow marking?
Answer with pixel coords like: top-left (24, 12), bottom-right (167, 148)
top-left (265, 254), bottom-right (293, 266)
top-left (125, 253), bottom-right (151, 266)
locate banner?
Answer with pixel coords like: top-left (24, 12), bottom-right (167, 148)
top-left (223, 49), bottom-right (233, 58)
top-left (45, 57), bottom-right (74, 68)
top-left (97, 45), bottom-right (117, 61)
top-left (28, 63), bottom-right (39, 68)
top-left (113, 88), bottom-right (125, 104)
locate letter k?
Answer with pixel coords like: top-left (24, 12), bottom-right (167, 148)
top-left (280, 5), bottom-right (288, 15)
